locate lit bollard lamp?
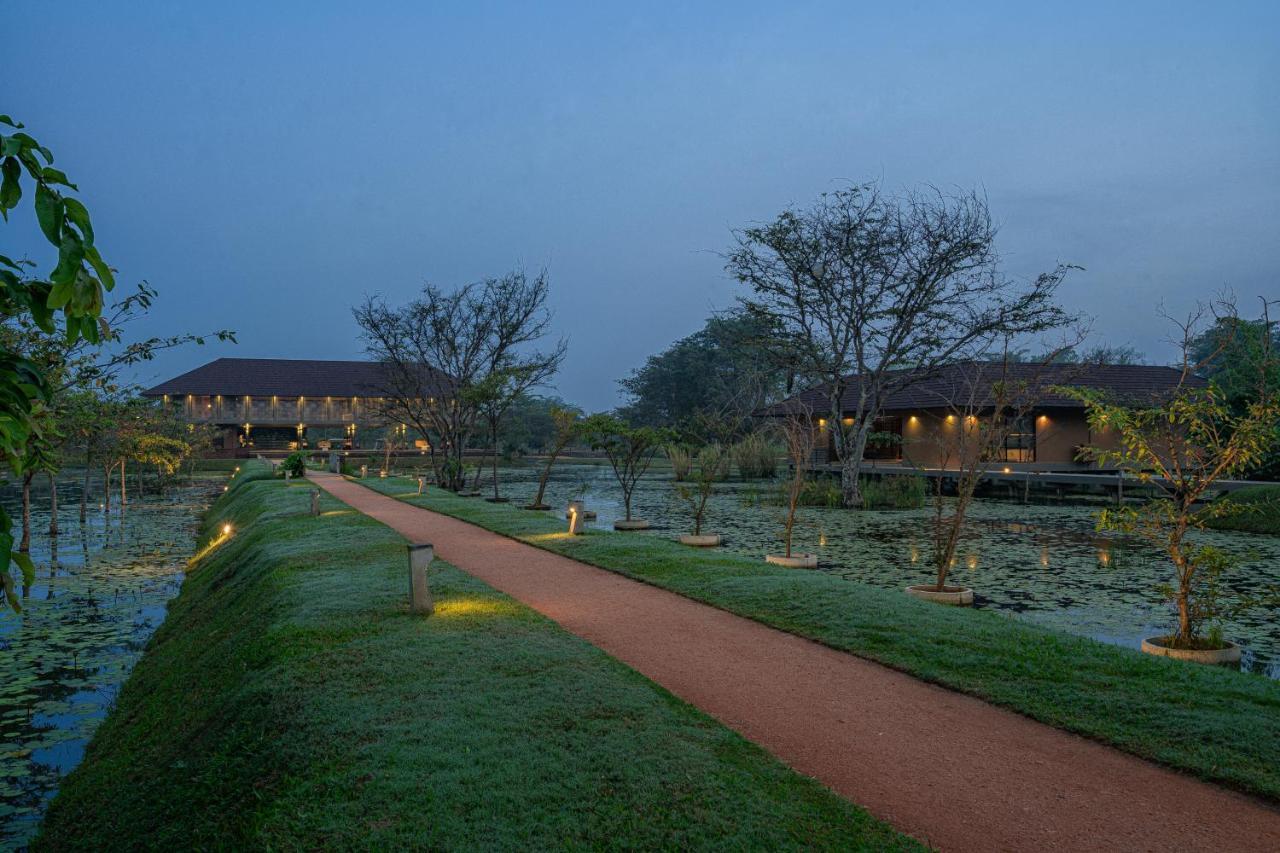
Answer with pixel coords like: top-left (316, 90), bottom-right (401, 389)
top-left (566, 500), bottom-right (585, 535)
top-left (407, 543), bottom-right (434, 615)
top-left (359, 464), bottom-right (368, 479)
top-left (310, 490), bottom-right (320, 516)
top-left (417, 476), bottom-right (426, 495)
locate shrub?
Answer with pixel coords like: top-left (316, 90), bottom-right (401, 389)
top-left (279, 451), bottom-right (307, 479)
top-left (860, 475), bottom-right (926, 509)
top-left (1202, 485), bottom-right (1280, 535)
top-left (734, 433), bottom-right (780, 479)
top-left (666, 445), bottom-right (692, 481)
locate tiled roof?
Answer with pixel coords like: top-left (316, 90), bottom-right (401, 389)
top-left (142, 358), bottom-right (442, 398)
top-left (761, 361), bottom-right (1206, 416)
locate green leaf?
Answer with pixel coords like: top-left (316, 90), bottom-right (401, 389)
top-left (0, 157), bottom-right (20, 213)
top-left (62, 197), bottom-right (93, 245)
top-left (49, 230), bottom-right (84, 287)
top-left (0, 115), bottom-right (23, 128)
top-left (34, 183), bottom-right (64, 245)
top-left (12, 551), bottom-right (34, 586)
top-left (40, 166), bottom-right (75, 189)
top-left (85, 244), bottom-right (114, 291)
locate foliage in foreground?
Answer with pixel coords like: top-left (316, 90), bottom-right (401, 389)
top-left (37, 463), bottom-right (915, 851)
top-left (365, 475), bottom-right (1280, 803)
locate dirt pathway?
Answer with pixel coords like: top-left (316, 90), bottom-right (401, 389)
top-left (309, 471), bottom-right (1280, 852)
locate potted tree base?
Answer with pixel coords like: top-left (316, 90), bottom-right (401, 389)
top-left (583, 509), bottom-right (598, 520)
top-left (765, 553), bottom-right (818, 569)
top-left (614, 519), bottom-right (651, 531)
top-left (1140, 637), bottom-right (1242, 666)
top-left (523, 503), bottom-right (552, 511)
top-left (679, 533), bottom-right (722, 547)
top-left (906, 584), bottom-right (974, 606)
top-left (485, 496), bottom-right (510, 503)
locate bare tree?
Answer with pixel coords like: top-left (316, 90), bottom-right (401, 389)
top-left (916, 345), bottom-right (1083, 598)
top-left (773, 401), bottom-right (817, 562)
top-left (728, 182), bottom-right (1076, 507)
top-left (353, 269), bottom-right (566, 492)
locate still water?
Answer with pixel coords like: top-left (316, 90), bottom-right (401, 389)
top-left (0, 476), bottom-right (218, 849)
top-left (489, 462), bottom-right (1280, 678)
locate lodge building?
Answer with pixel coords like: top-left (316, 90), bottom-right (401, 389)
top-left (143, 358), bottom-right (429, 454)
top-left (763, 362), bottom-right (1203, 471)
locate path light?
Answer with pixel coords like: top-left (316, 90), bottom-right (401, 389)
top-left (407, 543), bottom-right (434, 615)
top-left (417, 477), bottom-right (425, 495)
top-left (310, 490), bottom-right (320, 516)
top-left (567, 500), bottom-right (585, 535)
top-left (222, 523), bottom-right (233, 537)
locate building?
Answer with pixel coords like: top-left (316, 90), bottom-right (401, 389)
top-left (142, 358), bottom-right (436, 455)
top-left (762, 362), bottom-right (1204, 471)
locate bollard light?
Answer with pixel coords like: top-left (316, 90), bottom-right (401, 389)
top-left (310, 490), bottom-right (320, 516)
top-left (417, 477), bottom-right (425, 495)
top-left (407, 543), bottom-right (434, 614)
top-left (222, 523), bottom-right (233, 536)
top-left (360, 464), bottom-right (368, 478)
top-left (567, 500), bottom-right (585, 535)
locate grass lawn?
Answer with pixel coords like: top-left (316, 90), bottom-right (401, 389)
top-left (35, 463), bottom-right (916, 851)
top-left (361, 474), bottom-right (1280, 803)
top-left (1205, 485), bottom-right (1280, 535)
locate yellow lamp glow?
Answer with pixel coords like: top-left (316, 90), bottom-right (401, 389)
top-left (222, 523), bottom-right (233, 536)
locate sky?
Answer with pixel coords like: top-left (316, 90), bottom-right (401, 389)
top-left (6, 1), bottom-right (1278, 410)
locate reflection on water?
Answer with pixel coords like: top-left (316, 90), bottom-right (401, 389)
top-left (0, 477), bottom-right (218, 849)
top-left (492, 463), bottom-right (1280, 678)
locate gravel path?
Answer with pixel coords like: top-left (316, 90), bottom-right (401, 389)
top-left (310, 471), bottom-right (1280, 851)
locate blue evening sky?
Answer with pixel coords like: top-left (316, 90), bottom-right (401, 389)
top-left (6, 1), bottom-right (1278, 409)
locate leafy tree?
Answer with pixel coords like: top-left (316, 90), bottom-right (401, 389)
top-left (581, 414), bottom-right (671, 523)
top-left (1, 116), bottom-right (115, 608)
top-left (675, 443), bottom-right (729, 537)
top-left (728, 182), bottom-right (1075, 508)
top-left (1188, 307), bottom-right (1280, 479)
top-left (618, 309), bottom-right (788, 433)
top-left (1066, 300), bottom-right (1280, 649)
top-left (526, 405), bottom-right (581, 510)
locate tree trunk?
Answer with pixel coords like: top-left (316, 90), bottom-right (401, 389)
top-left (47, 472), bottom-right (58, 536)
top-left (103, 463), bottom-right (112, 512)
top-left (490, 423), bottom-right (501, 500)
top-left (81, 456), bottom-right (91, 524)
top-left (839, 419), bottom-right (874, 509)
top-left (120, 459), bottom-right (127, 507)
top-left (19, 471), bottom-right (33, 552)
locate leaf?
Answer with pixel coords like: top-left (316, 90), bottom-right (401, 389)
top-left (85, 244), bottom-right (114, 291)
top-left (0, 157), bottom-right (20, 213)
top-left (49, 230), bottom-right (84, 287)
top-left (34, 183), bottom-right (63, 245)
top-left (62, 196), bottom-right (93, 245)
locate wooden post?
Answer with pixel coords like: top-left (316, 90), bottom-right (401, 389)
top-left (407, 543), bottom-right (433, 614)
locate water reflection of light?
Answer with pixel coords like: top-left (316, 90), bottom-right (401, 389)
top-left (1097, 548), bottom-right (1111, 568)
top-left (966, 554), bottom-right (978, 570)
top-left (909, 545), bottom-right (919, 563)
top-left (1040, 547), bottom-right (1050, 568)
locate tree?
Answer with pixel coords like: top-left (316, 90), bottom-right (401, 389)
top-left (581, 414), bottom-right (670, 525)
top-left (618, 309), bottom-right (789, 433)
top-left (727, 182), bottom-right (1075, 508)
top-left (675, 443), bottom-right (728, 538)
top-left (773, 404), bottom-right (817, 561)
top-left (1188, 306), bottom-right (1280, 479)
top-left (1, 116), bottom-right (115, 608)
top-left (354, 269), bottom-right (566, 492)
top-left (526, 405), bottom-right (581, 510)
top-left (919, 350), bottom-right (1079, 597)
top-left (1066, 299), bottom-right (1280, 650)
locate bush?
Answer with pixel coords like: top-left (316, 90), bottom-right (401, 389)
top-left (279, 451), bottom-right (307, 479)
top-left (861, 475), bottom-right (926, 509)
top-left (792, 477), bottom-right (841, 507)
top-left (666, 445), bottom-right (692, 481)
top-left (733, 433), bottom-right (780, 479)
top-left (1202, 485), bottom-right (1280, 535)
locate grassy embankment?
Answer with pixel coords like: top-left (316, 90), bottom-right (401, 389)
top-left (1205, 485), bottom-right (1280, 535)
top-left (360, 474), bottom-right (1280, 803)
top-left (35, 462), bottom-right (916, 851)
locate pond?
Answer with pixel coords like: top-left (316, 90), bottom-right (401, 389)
top-left (0, 475), bottom-right (220, 849)
top-left (488, 461), bottom-right (1280, 678)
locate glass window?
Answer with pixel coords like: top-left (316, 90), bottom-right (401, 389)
top-left (1004, 415), bottom-right (1036, 462)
